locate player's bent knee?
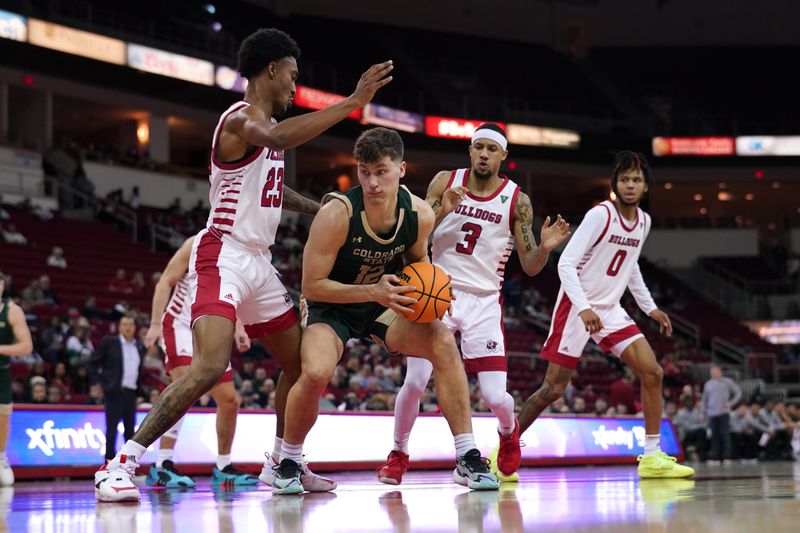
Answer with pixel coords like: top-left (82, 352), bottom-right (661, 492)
top-left (641, 364), bottom-right (664, 387)
top-left (300, 364), bottom-right (336, 391)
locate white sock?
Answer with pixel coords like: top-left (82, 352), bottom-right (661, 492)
top-left (645, 434), bottom-right (661, 456)
top-left (114, 440), bottom-right (146, 467)
top-left (393, 357), bottom-right (432, 454)
top-left (280, 441), bottom-right (304, 463)
top-left (477, 371), bottom-right (516, 435)
top-left (156, 447), bottom-right (174, 468)
top-left (454, 433), bottom-right (476, 459)
top-left (217, 453), bottom-right (232, 471)
top-left (0, 452), bottom-right (6, 462)
top-left (272, 437), bottom-right (283, 462)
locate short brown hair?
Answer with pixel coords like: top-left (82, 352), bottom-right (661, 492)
top-left (353, 127), bottom-right (404, 164)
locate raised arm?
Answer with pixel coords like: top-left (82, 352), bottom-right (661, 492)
top-left (231, 61), bottom-right (393, 152)
top-left (145, 237), bottom-right (194, 349)
top-left (513, 192), bottom-right (570, 276)
top-left (426, 171), bottom-right (467, 230)
top-left (282, 186), bottom-right (320, 217)
top-left (0, 303), bottom-right (32, 357)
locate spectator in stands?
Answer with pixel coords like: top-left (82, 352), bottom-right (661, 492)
top-left (758, 400), bottom-right (792, 460)
top-left (108, 300), bottom-right (130, 322)
top-left (47, 385), bottom-right (63, 404)
top-left (46, 246), bottom-right (68, 269)
top-left (730, 403), bottom-right (758, 461)
top-left (20, 278), bottom-right (44, 307)
top-left (39, 275), bottom-right (58, 305)
top-left (39, 315), bottom-right (66, 363)
top-left (11, 380), bottom-right (25, 403)
top-left (610, 370), bottom-right (637, 416)
top-left (128, 187), bottom-right (141, 210)
top-left (85, 383), bottom-right (104, 406)
top-left (673, 397), bottom-right (707, 462)
top-left (28, 376), bottom-right (47, 403)
top-left (108, 269), bottom-right (133, 293)
top-left (81, 295), bottom-right (105, 321)
top-left (130, 272), bottom-right (146, 294)
top-left (32, 203), bottom-right (53, 222)
top-left (702, 366), bottom-right (742, 463)
top-left (572, 396), bottom-right (587, 414)
top-left (594, 398), bottom-right (609, 416)
top-left (0, 223), bottom-right (27, 245)
top-left (66, 317), bottom-right (94, 367)
top-left (50, 362), bottom-right (72, 395)
top-left (71, 365), bottom-right (90, 395)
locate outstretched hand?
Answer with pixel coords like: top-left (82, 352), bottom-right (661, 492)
top-left (441, 187), bottom-right (468, 216)
top-left (540, 215), bottom-right (571, 251)
top-left (349, 60), bottom-right (394, 108)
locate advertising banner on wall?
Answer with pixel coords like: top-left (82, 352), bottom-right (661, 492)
top-left (736, 136), bottom-right (800, 156)
top-left (425, 116), bottom-right (505, 140)
top-left (293, 85), bottom-right (362, 120)
top-left (8, 407), bottom-right (679, 467)
top-left (127, 43), bottom-right (214, 86)
top-left (363, 103), bottom-right (424, 133)
top-left (28, 19), bottom-right (125, 65)
top-left (507, 123), bottom-right (580, 148)
top-left (0, 9), bottom-right (26, 43)
top-left (652, 136), bottom-right (735, 157)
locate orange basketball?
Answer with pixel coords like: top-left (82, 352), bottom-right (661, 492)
top-left (397, 262), bottom-right (452, 323)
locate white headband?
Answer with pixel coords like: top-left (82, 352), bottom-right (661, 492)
top-left (471, 128), bottom-right (508, 150)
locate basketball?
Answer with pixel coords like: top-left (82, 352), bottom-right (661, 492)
top-left (397, 262), bottom-right (452, 323)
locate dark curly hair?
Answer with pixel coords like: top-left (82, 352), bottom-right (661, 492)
top-left (353, 128), bottom-right (404, 164)
top-left (611, 151), bottom-right (654, 192)
top-left (236, 28), bottom-right (301, 79)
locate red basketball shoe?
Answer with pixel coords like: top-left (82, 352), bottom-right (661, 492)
top-left (377, 450), bottom-right (409, 485)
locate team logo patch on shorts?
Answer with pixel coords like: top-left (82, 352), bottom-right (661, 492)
top-left (283, 292), bottom-right (293, 306)
top-left (485, 339), bottom-right (499, 353)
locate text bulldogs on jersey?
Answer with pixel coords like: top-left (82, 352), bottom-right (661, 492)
top-left (607, 235), bottom-right (641, 248)
top-left (453, 204), bottom-right (503, 225)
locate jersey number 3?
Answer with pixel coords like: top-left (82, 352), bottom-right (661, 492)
top-left (455, 222), bottom-right (482, 255)
top-left (261, 167), bottom-right (284, 208)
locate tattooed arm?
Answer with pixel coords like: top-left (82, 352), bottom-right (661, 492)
top-left (282, 186), bottom-right (320, 216)
top-left (426, 171), bottom-right (468, 230)
top-left (512, 192), bottom-right (571, 276)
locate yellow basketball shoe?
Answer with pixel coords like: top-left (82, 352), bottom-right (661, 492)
top-left (637, 452), bottom-right (695, 479)
top-left (488, 445), bottom-right (520, 483)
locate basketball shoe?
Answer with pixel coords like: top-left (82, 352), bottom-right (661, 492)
top-left (271, 458), bottom-right (304, 495)
top-left (377, 450), bottom-right (409, 485)
top-left (0, 458), bottom-right (13, 486)
top-left (488, 446), bottom-right (520, 482)
top-left (496, 419), bottom-right (521, 476)
top-left (211, 464), bottom-right (259, 485)
top-left (146, 460), bottom-right (196, 488)
top-left (95, 454), bottom-right (141, 502)
top-left (259, 453), bottom-right (337, 492)
top-left (637, 452), bottom-right (695, 478)
top-left (453, 449), bottom-right (500, 490)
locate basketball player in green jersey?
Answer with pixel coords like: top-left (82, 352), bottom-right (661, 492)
top-left (270, 127), bottom-right (499, 494)
top-left (0, 271), bottom-right (33, 485)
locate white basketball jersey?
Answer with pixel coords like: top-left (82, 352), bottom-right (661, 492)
top-left (165, 272), bottom-right (194, 323)
top-left (570, 200), bottom-right (650, 307)
top-left (432, 168), bottom-right (520, 293)
top-left (208, 101), bottom-right (285, 250)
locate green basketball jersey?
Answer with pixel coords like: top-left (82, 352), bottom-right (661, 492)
top-left (304, 185), bottom-right (420, 343)
top-left (325, 185), bottom-right (419, 286)
top-left (0, 298), bottom-right (13, 370)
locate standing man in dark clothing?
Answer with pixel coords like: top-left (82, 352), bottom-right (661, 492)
top-left (701, 365), bottom-right (742, 463)
top-left (91, 315), bottom-right (145, 460)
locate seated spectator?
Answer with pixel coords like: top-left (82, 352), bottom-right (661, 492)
top-left (130, 272), bottom-right (146, 293)
top-left (71, 365), bottom-right (91, 395)
top-left (128, 186), bottom-right (141, 210)
top-left (610, 370), bottom-right (637, 415)
top-left (11, 379), bottom-right (26, 403)
top-left (673, 397), bottom-right (707, 461)
top-left (108, 269), bottom-right (133, 293)
top-left (572, 396), bottom-right (587, 414)
top-left (730, 403), bottom-right (758, 461)
top-left (21, 278), bottom-right (45, 307)
top-left (39, 315), bottom-right (66, 363)
top-left (140, 388), bottom-right (160, 408)
top-left (0, 195), bottom-right (9, 220)
top-left (1, 223), bottom-right (27, 244)
top-left (758, 400), bottom-right (793, 460)
top-left (47, 385), bottom-right (63, 404)
top-left (50, 361), bottom-right (72, 395)
top-left (39, 275), bottom-right (59, 305)
top-left (84, 383), bottom-right (104, 405)
top-left (65, 317), bottom-right (94, 367)
top-left (28, 376), bottom-right (48, 404)
top-left (81, 295), bottom-right (106, 321)
top-left (594, 398), bottom-right (609, 417)
top-left (46, 246), bottom-right (68, 269)
top-left (32, 203), bottom-right (54, 221)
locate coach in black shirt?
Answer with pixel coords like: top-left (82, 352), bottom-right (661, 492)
top-left (91, 314), bottom-right (145, 460)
